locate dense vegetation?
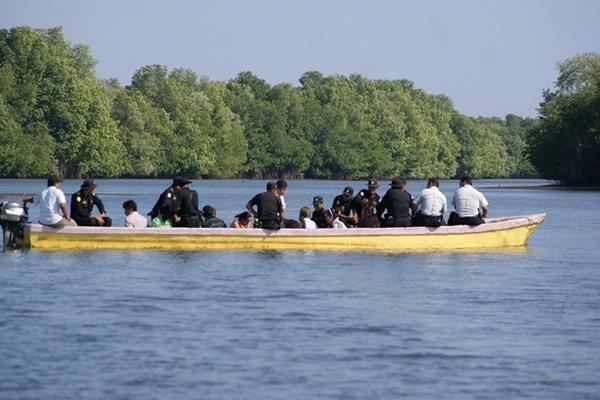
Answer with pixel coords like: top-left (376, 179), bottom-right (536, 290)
top-left (2, 26), bottom-right (595, 184)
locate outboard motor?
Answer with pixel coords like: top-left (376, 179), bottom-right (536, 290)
top-left (1, 201), bottom-right (28, 249)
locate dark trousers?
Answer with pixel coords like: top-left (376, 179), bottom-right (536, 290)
top-left (75, 216), bottom-right (112, 227)
top-left (175, 215), bottom-right (202, 228)
top-left (413, 214), bottom-right (444, 227)
top-left (448, 212), bottom-right (484, 226)
top-left (260, 219), bottom-right (281, 230)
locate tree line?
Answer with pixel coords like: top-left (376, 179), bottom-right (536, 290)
top-left (1, 27), bottom-right (597, 184)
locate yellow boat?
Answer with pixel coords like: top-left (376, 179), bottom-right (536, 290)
top-left (18, 214), bottom-right (545, 251)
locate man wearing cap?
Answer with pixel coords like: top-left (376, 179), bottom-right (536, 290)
top-left (174, 177), bottom-right (202, 228)
top-left (70, 179), bottom-right (112, 227)
top-left (351, 178), bottom-right (381, 227)
top-left (331, 186), bottom-right (358, 227)
top-left (245, 182), bottom-right (283, 230)
top-left (413, 178), bottom-right (447, 227)
top-left (24, 176), bottom-right (75, 228)
top-left (149, 177), bottom-right (184, 224)
top-left (376, 177), bottom-right (417, 227)
top-left (449, 176), bottom-right (488, 226)
top-left (311, 196), bottom-right (329, 228)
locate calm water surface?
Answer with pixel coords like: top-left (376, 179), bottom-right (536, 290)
top-left (1, 179), bottom-right (599, 399)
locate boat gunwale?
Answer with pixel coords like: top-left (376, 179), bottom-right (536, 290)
top-left (25, 213), bottom-right (546, 238)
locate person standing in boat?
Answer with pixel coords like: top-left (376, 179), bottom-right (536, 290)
top-left (276, 179), bottom-right (298, 228)
top-left (351, 178), bottom-right (381, 227)
top-left (174, 177), bottom-right (202, 228)
top-left (331, 186), bottom-right (358, 227)
top-left (70, 179), bottom-right (112, 227)
top-left (376, 177), bottom-right (416, 227)
top-left (245, 181), bottom-right (283, 230)
top-left (149, 177), bottom-right (184, 225)
top-left (24, 176), bottom-right (75, 228)
top-left (449, 176), bottom-right (488, 226)
top-left (412, 178), bottom-right (447, 227)
top-left (123, 200), bottom-right (148, 228)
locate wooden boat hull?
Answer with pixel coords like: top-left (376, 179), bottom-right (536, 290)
top-left (19, 214), bottom-right (545, 252)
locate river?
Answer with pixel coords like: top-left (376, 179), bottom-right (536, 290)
top-left (1, 179), bottom-right (599, 399)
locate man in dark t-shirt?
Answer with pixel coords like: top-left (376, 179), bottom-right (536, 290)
top-left (245, 182), bottom-right (283, 230)
top-left (376, 177), bottom-right (417, 227)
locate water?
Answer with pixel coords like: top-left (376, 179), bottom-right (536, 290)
top-left (1, 179), bottom-right (599, 399)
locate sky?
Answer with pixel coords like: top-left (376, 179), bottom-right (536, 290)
top-left (2, 0), bottom-right (599, 117)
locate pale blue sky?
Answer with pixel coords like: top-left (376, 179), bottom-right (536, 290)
top-left (2, 0), bottom-right (599, 117)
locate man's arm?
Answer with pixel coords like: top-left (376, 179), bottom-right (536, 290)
top-left (60, 202), bottom-right (72, 222)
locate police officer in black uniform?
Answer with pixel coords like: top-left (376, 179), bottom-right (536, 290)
top-left (376, 177), bottom-right (417, 227)
top-left (149, 177), bottom-right (183, 224)
top-left (311, 196), bottom-right (329, 228)
top-left (331, 186), bottom-right (357, 227)
top-left (70, 179), bottom-right (112, 227)
top-left (351, 178), bottom-right (381, 227)
top-left (174, 177), bottom-right (202, 227)
top-left (245, 182), bottom-right (283, 230)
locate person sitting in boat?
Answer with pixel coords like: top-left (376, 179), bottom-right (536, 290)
top-left (412, 178), bottom-right (447, 227)
top-left (23, 176), bottom-right (76, 228)
top-left (149, 176), bottom-right (184, 225)
top-left (449, 176), bottom-right (488, 226)
top-left (202, 205), bottom-right (226, 228)
top-left (331, 186), bottom-right (358, 227)
top-left (245, 181), bottom-right (283, 230)
top-left (376, 177), bottom-right (416, 227)
top-left (70, 179), bottom-right (112, 227)
top-left (123, 200), bottom-right (148, 228)
top-left (311, 196), bottom-right (330, 228)
top-left (351, 178), bottom-right (381, 227)
top-left (230, 211), bottom-right (252, 229)
top-left (299, 206), bottom-right (317, 229)
top-left (151, 206), bottom-right (172, 228)
top-left (175, 177), bottom-right (202, 227)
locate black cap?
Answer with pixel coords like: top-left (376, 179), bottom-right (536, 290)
top-left (390, 177), bottom-right (406, 188)
top-left (367, 178), bottom-right (379, 188)
top-left (173, 176), bottom-right (192, 186)
top-left (343, 186), bottom-right (354, 196)
top-left (81, 179), bottom-right (97, 190)
top-left (313, 195), bottom-right (323, 205)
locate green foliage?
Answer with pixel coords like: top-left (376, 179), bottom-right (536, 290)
top-left (1, 25), bottom-right (542, 180)
top-left (528, 53), bottom-right (600, 185)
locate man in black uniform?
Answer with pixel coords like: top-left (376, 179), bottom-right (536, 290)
top-left (70, 179), bottom-right (112, 227)
top-left (376, 177), bottom-right (417, 227)
top-left (331, 186), bottom-right (357, 227)
top-left (149, 177), bottom-right (184, 224)
top-left (311, 196), bottom-right (329, 228)
top-left (174, 177), bottom-right (202, 227)
top-left (351, 178), bottom-right (381, 227)
top-left (245, 182), bottom-right (283, 230)
top-left (202, 205), bottom-right (226, 228)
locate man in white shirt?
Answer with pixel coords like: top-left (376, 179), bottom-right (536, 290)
top-left (450, 176), bottom-right (488, 226)
top-left (123, 200), bottom-right (148, 228)
top-left (25, 176), bottom-right (75, 228)
top-left (413, 178), bottom-right (447, 227)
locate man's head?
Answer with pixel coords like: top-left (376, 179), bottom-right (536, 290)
top-left (299, 206), bottom-right (311, 219)
top-left (122, 199), bottom-right (137, 215)
top-left (367, 178), bottom-right (379, 193)
top-left (427, 178), bottom-right (440, 188)
top-left (47, 176), bottom-right (61, 187)
top-left (390, 177), bottom-right (406, 190)
top-left (173, 176), bottom-right (191, 190)
top-left (342, 186), bottom-right (354, 200)
top-left (202, 205), bottom-right (216, 218)
top-left (80, 179), bottom-right (97, 194)
top-left (313, 195), bottom-right (324, 209)
top-left (459, 176), bottom-right (472, 187)
top-left (266, 181), bottom-right (277, 193)
top-left (276, 179), bottom-right (287, 196)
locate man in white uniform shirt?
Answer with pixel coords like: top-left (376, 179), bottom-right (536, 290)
top-left (413, 178), bottom-right (447, 227)
top-left (450, 176), bottom-right (488, 226)
top-left (25, 176), bottom-right (75, 228)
